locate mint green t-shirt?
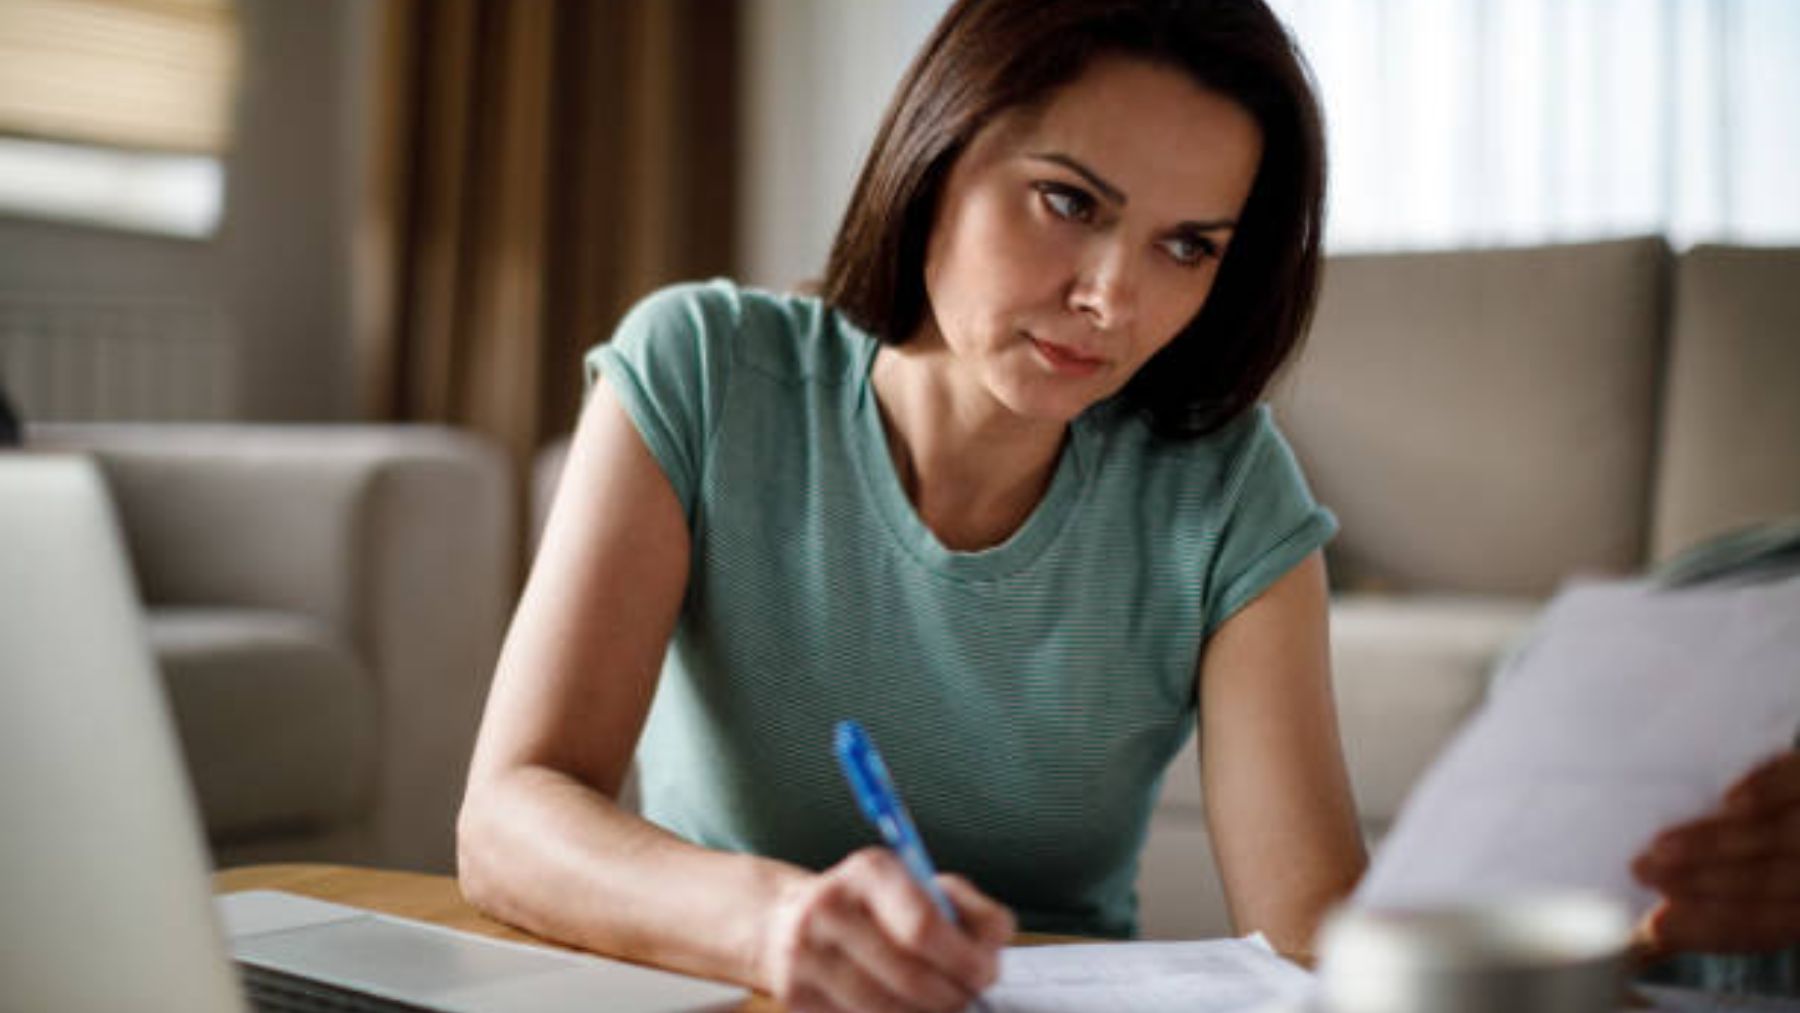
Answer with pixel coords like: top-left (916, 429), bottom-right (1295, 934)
top-left (587, 280), bottom-right (1336, 938)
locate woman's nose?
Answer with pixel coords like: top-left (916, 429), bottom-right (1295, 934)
top-left (1068, 241), bottom-right (1138, 333)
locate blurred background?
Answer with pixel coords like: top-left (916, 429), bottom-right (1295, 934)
top-left (4, 1), bottom-right (1798, 928)
top-left (1, 0), bottom-right (1797, 464)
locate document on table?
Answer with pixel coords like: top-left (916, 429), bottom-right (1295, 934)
top-left (981, 935), bottom-right (1312, 1012)
top-left (1356, 574), bottom-right (1800, 913)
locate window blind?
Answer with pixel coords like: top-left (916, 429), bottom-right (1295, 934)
top-left (0, 0), bottom-right (239, 155)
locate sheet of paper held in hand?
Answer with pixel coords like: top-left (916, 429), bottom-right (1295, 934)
top-left (1357, 573), bottom-right (1800, 913)
top-left (981, 935), bottom-right (1312, 1012)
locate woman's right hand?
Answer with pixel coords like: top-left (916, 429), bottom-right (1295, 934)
top-left (758, 847), bottom-right (1015, 1013)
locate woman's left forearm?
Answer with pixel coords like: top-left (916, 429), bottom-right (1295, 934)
top-left (1194, 551), bottom-right (1368, 961)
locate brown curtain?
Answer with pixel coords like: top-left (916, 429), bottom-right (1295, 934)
top-left (355, 0), bottom-right (738, 472)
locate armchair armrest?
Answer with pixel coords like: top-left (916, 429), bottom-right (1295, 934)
top-left (27, 423), bottom-right (516, 871)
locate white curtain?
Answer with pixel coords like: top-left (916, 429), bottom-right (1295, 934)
top-left (1268, 0), bottom-right (1800, 252)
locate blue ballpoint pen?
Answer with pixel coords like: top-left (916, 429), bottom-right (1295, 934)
top-left (834, 720), bottom-right (997, 1012)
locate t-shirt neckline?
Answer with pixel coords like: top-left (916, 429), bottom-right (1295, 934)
top-left (847, 330), bottom-right (1092, 581)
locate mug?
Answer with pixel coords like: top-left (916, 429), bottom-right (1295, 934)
top-left (1316, 892), bottom-right (1635, 1013)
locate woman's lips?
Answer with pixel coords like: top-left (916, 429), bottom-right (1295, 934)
top-left (1028, 335), bottom-right (1106, 377)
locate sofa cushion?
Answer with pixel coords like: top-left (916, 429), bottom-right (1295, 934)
top-left (1327, 594), bottom-right (1542, 834)
top-left (1274, 238), bottom-right (1670, 595)
top-left (1154, 595), bottom-right (1538, 827)
top-left (1136, 811), bottom-right (1234, 940)
top-left (148, 608), bottom-right (376, 841)
top-left (1651, 245), bottom-right (1800, 562)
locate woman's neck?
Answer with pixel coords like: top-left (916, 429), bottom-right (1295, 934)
top-left (869, 339), bottom-right (1069, 552)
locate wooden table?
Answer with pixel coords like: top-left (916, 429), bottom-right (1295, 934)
top-left (217, 862), bottom-right (1042, 1013)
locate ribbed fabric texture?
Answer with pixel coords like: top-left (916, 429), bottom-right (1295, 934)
top-left (588, 280), bottom-right (1336, 938)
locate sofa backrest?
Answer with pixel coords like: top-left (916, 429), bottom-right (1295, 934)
top-left (1274, 237), bottom-right (1671, 596)
top-left (1650, 245), bottom-right (1800, 562)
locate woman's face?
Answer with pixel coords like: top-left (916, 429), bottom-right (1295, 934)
top-left (918, 55), bottom-right (1263, 424)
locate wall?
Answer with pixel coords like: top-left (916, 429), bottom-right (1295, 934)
top-left (0, 0), bottom-right (372, 422)
top-left (737, 0), bottom-right (951, 293)
top-left (216, 0), bottom-right (368, 421)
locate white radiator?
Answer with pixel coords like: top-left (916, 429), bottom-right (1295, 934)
top-left (0, 296), bottom-right (237, 421)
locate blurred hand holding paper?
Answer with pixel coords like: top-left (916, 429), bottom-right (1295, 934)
top-left (1355, 575), bottom-right (1800, 912)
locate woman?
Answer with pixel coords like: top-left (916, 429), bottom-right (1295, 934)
top-left (458, 1), bottom-right (1799, 1010)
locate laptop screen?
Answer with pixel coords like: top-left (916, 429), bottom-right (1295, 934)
top-left (0, 455), bottom-right (247, 1013)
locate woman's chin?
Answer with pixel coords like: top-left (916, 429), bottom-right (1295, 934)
top-left (995, 381), bottom-right (1108, 427)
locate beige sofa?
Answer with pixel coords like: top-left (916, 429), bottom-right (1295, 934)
top-left (23, 424), bottom-right (516, 873)
top-left (1139, 237), bottom-right (1800, 938)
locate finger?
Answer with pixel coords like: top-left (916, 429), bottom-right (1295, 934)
top-left (782, 979), bottom-right (854, 1013)
top-left (796, 928), bottom-right (920, 1013)
top-left (1727, 751), bottom-right (1800, 816)
top-left (1650, 856), bottom-right (1800, 902)
top-left (1629, 906), bottom-right (1673, 966)
top-left (1635, 814), bottom-right (1768, 875)
top-left (851, 849), bottom-right (993, 996)
top-left (1637, 808), bottom-right (1800, 878)
top-left (1642, 898), bottom-right (1800, 954)
top-left (940, 874), bottom-right (1017, 953)
top-left (810, 890), bottom-right (970, 1012)
top-left (781, 986), bottom-right (849, 1013)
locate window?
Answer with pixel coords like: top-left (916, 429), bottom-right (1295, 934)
top-left (0, 0), bottom-right (240, 238)
top-left (1270, 0), bottom-right (1800, 252)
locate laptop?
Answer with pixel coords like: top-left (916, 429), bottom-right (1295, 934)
top-left (0, 455), bottom-right (746, 1013)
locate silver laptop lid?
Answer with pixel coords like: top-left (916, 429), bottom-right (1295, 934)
top-left (0, 455), bottom-right (246, 1013)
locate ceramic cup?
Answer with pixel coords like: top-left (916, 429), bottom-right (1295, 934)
top-left (1316, 893), bottom-right (1635, 1013)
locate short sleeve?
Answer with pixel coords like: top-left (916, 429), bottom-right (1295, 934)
top-left (1200, 406), bottom-right (1339, 637)
top-left (585, 281), bottom-right (740, 522)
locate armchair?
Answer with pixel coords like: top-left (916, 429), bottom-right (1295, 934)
top-left (25, 423), bottom-right (516, 873)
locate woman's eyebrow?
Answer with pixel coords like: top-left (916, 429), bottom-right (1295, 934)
top-left (1026, 150), bottom-right (1238, 232)
top-left (1028, 151), bottom-right (1127, 205)
top-left (1175, 218), bottom-right (1237, 234)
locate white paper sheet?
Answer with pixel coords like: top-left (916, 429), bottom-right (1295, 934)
top-left (1356, 574), bottom-right (1800, 913)
top-left (981, 935), bottom-right (1313, 1012)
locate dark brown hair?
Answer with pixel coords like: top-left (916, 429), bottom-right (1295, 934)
top-left (821, 0), bottom-right (1325, 439)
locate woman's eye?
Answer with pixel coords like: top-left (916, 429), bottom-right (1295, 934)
top-left (1163, 234), bottom-right (1220, 267)
top-left (1034, 183), bottom-right (1095, 224)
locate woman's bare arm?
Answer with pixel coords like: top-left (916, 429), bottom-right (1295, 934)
top-left (1197, 550), bottom-right (1367, 961)
top-left (457, 379), bottom-right (799, 983)
top-left (456, 381), bottom-right (1008, 1009)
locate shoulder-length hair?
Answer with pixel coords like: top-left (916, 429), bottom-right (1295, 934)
top-left (821, 0), bottom-right (1325, 439)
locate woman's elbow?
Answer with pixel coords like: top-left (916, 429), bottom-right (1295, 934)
top-left (454, 774), bottom-right (513, 917)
